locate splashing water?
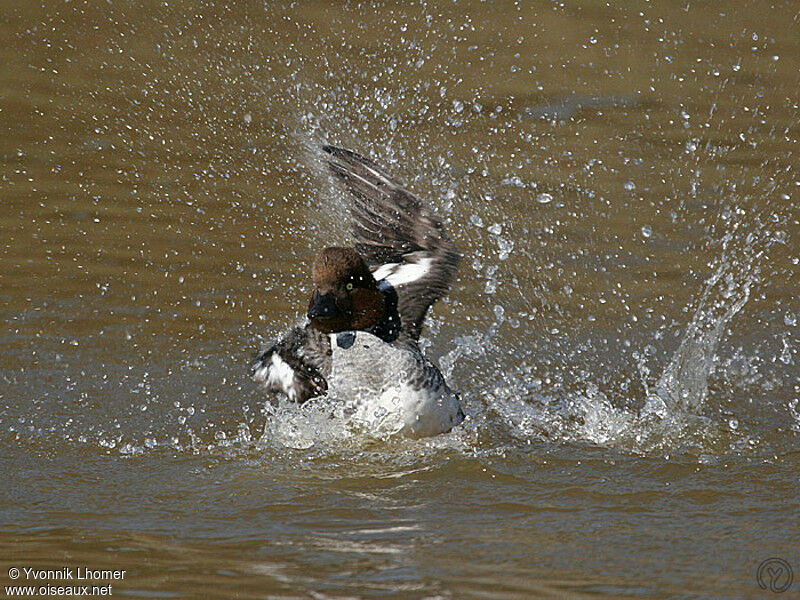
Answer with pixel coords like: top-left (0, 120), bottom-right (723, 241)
top-left (644, 251), bottom-right (756, 417)
top-left (258, 231), bottom-right (762, 456)
top-left (484, 223), bottom-right (768, 456)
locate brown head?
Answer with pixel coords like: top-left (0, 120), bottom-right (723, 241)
top-left (306, 247), bottom-right (385, 334)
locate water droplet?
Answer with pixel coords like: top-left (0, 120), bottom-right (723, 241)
top-left (501, 176), bottom-right (525, 188)
top-left (641, 225), bottom-right (652, 238)
top-left (536, 193), bottom-right (553, 204)
top-left (497, 238), bottom-right (514, 260)
top-left (779, 338), bottom-right (792, 365)
top-left (785, 313), bottom-right (797, 327)
top-left (624, 181), bottom-right (636, 191)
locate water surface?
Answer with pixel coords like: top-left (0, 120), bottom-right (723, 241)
top-left (2, 1), bottom-right (799, 598)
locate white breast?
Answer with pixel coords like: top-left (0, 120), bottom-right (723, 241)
top-left (327, 332), bottom-right (462, 438)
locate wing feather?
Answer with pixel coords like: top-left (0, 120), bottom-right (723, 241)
top-left (251, 324), bottom-right (331, 403)
top-left (322, 145), bottom-right (460, 340)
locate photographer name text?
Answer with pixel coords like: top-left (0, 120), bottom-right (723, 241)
top-left (13, 568), bottom-right (125, 581)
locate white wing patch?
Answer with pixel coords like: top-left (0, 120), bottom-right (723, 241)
top-left (372, 257), bottom-right (434, 287)
top-left (371, 262), bottom-right (399, 282)
top-left (254, 353), bottom-right (298, 402)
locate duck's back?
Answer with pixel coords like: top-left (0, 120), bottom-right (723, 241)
top-left (327, 331), bottom-right (463, 437)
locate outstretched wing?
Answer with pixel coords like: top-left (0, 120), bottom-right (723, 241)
top-left (322, 145), bottom-right (460, 341)
top-left (251, 324), bottom-right (331, 403)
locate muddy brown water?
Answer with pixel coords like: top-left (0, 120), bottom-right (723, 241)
top-left (2, 2), bottom-right (799, 598)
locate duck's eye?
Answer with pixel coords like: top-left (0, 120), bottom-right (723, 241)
top-left (346, 282), bottom-right (354, 291)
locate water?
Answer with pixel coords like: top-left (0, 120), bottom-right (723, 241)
top-left (2, 1), bottom-right (799, 597)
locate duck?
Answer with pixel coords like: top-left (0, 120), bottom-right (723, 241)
top-left (252, 145), bottom-right (464, 437)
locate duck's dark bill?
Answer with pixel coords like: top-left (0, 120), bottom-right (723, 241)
top-left (307, 291), bottom-right (338, 319)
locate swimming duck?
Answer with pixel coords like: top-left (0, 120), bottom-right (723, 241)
top-left (252, 145), bottom-right (463, 437)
